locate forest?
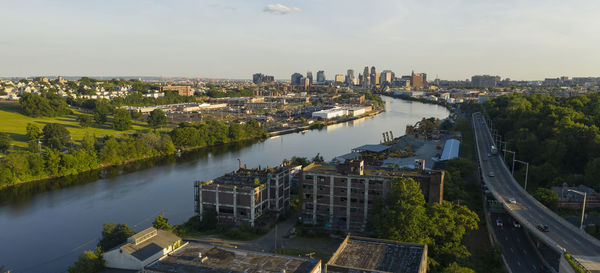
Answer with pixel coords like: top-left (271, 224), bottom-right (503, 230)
top-left (484, 93), bottom-right (600, 190)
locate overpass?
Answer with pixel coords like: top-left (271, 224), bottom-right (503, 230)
top-left (472, 112), bottom-right (600, 272)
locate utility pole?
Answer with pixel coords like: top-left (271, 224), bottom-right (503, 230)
top-left (568, 189), bottom-right (587, 230)
top-left (514, 160), bottom-right (529, 190)
top-left (504, 150), bottom-right (516, 174)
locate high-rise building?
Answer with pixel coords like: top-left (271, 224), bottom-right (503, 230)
top-left (252, 73), bottom-right (274, 85)
top-left (380, 70), bottom-right (394, 85)
top-left (362, 67), bottom-right (370, 88)
top-left (411, 71), bottom-right (427, 90)
top-left (346, 69), bottom-right (355, 85)
top-left (291, 73), bottom-right (303, 86)
top-left (370, 66), bottom-right (377, 87)
top-left (306, 71), bottom-right (313, 85)
top-left (316, 70), bottom-right (326, 83)
top-left (471, 75), bottom-right (500, 88)
top-left (335, 74), bottom-right (345, 83)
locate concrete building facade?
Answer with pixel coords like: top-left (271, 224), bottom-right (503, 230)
top-left (194, 164), bottom-right (297, 227)
top-left (300, 160), bottom-right (443, 231)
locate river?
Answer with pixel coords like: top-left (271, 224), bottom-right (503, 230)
top-left (0, 97), bottom-right (449, 272)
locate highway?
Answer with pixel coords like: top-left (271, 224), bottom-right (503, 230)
top-left (491, 212), bottom-right (547, 273)
top-left (472, 112), bottom-right (600, 270)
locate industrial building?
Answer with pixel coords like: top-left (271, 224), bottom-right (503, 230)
top-left (194, 164), bottom-right (299, 227)
top-left (300, 160), bottom-right (444, 231)
top-left (440, 139), bottom-right (460, 161)
top-left (326, 235), bottom-right (427, 273)
top-left (103, 227), bottom-right (182, 271)
top-left (145, 242), bottom-right (322, 273)
top-left (312, 107), bottom-right (347, 119)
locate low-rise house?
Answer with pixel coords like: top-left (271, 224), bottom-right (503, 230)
top-left (104, 227), bottom-right (182, 271)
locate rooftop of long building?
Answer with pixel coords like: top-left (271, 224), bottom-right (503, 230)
top-left (303, 162), bottom-right (436, 178)
top-left (206, 164), bottom-right (295, 188)
top-left (145, 242), bottom-right (320, 273)
top-left (327, 236), bottom-right (426, 273)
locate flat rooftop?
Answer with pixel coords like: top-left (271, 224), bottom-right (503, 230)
top-left (303, 163), bottom-right (424, 178)
top-left (327, 236), bottom-right (426, 273)
top-left (145, 242), bottom-right (320, 273)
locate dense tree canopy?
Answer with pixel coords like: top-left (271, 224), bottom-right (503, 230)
top-left (67, 248), bottom-right (104, 273)
top-left (0, 133), bottom-right (10, 153)
top-left (371, 177), bottom-right (479, 272)
top-left (98, 222), bottom-right (134, 251)
top-left (485, 93), bottom-right (600, 190)
top-left (42, 123), bottom-right (71, 149)
top-left (112, 109), bottom-right (132, 130)
top-left (19, 92), bottom-right (71, 117)
top-left (148, 109), bottom-right (167, 128)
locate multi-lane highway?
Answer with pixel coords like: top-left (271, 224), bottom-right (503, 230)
top-left (472, 112), bottom-right (600, 270)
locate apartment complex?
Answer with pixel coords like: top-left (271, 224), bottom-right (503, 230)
top-left (326, 235), bottom-right (427, 273)
top-left (300, 160), bottom-right (443, 231)
top-left (160, 85), bottom-right (193, 96)
top-left (194, 164), bottom-right (300, 227)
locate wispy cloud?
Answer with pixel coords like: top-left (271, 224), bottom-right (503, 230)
top-left (263, 4), bottom-right (301, 15)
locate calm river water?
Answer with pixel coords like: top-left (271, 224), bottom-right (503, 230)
top-left (0, 97), bottom-right (449, 272)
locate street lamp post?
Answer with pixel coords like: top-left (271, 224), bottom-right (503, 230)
top-left (498, 140), bottom-right (507, 161)
top-left (568, 189), bottom-right (587, 230)
top-left (514, 159), bottom-right (529, 191)
top-left (504, 150), bottom-right (516, 174)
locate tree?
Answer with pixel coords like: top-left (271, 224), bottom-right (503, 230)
top-left (93, 101), bottom-right (113, 125)
top-left (67, 247), bottom-right (104, 273)
top-left (26, 123), bottom-right (42, 140)
top-left (148, 109), bottom-right (167, 128)
top-left (77, 115), bottom-right (93, 128)
top-left (372, 178), bottom-right (429, 243)
top-left (443, 262), bottom-right (475, 273)
top-left (97, 222), bottom-right (134, 251)
top-left (19, 93), bottom-right (52, 117)
top-left (0, 132), bottom-right (10, 153)
top-left (153, 215), bottom-right (171, 230)
top-left (131, 110), bottom-right (142, 120)
top-left (81, 133), bottom-right (97, 151)
top-left (533, 188), bottom-right (559, 209)
top-left (112, 109), bottom-right (132, 130)
top-left (42, 123), bottom-right (71, 149)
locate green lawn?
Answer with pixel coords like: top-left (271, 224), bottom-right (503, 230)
top-left (0, 101), bottom-right (151, 148)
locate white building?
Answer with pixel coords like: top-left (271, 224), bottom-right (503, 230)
top-left (311, 107), bottom-right (347, 119)
top-left (103, 227), bottom-right (182, 271)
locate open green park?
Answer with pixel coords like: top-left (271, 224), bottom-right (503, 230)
top-left (0, 101), bottom-right (150, 148)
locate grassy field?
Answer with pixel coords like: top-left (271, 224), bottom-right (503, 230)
top-left (0, 101), bottom-right (151, 148)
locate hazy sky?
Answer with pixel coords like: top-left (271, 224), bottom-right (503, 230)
top-left (1, 0), bottom-right (599, 80)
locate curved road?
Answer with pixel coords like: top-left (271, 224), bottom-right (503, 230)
top-left (472, 112), bottom-right (600, 271)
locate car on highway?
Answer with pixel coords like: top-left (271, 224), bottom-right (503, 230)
top-left (496, 219), bottom-right (503, 227)
top-left (513, 220), bottom-right (521, 228)
top-left (508, 198), bottom-right (517, 204)
top-left (537, 224), bottom-right (549, 232)
top-left (488, 171), bottom-right (495, 177)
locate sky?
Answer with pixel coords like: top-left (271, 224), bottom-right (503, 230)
top-left (1, 0), bottom-right (599, 80)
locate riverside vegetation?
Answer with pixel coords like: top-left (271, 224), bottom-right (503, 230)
top-left (0, 92), bottom-right (266, 187)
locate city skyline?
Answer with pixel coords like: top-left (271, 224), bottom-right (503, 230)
top-left (1, 0), bottom-right (599, 80)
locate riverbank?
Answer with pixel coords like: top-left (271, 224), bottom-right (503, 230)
top-left (381, 93), bottom-right (452, 110)
top-left (0, 109), bottom-right (384, 191)
top-left (267, 108), bottom-right (384, 137)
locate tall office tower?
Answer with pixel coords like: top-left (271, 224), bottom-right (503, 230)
top-left (252, 73), bottom-right (274, 84)
top-left (335, 74), bottom-right (345, 83)
top-left (291, 73), bottom-right (303, 86)
top-left (316, 70), bottom-right (326, 83)
top-left (370, 66), bottom-right (377, 86)
top-left (362, 66), bottom-right (370, 88)
top-left (346, 69), bottom-right (355, 85)
top-left (381, 70), bottom-right (394, 85)
top-left (306, 71), bottom-right (313, 85)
